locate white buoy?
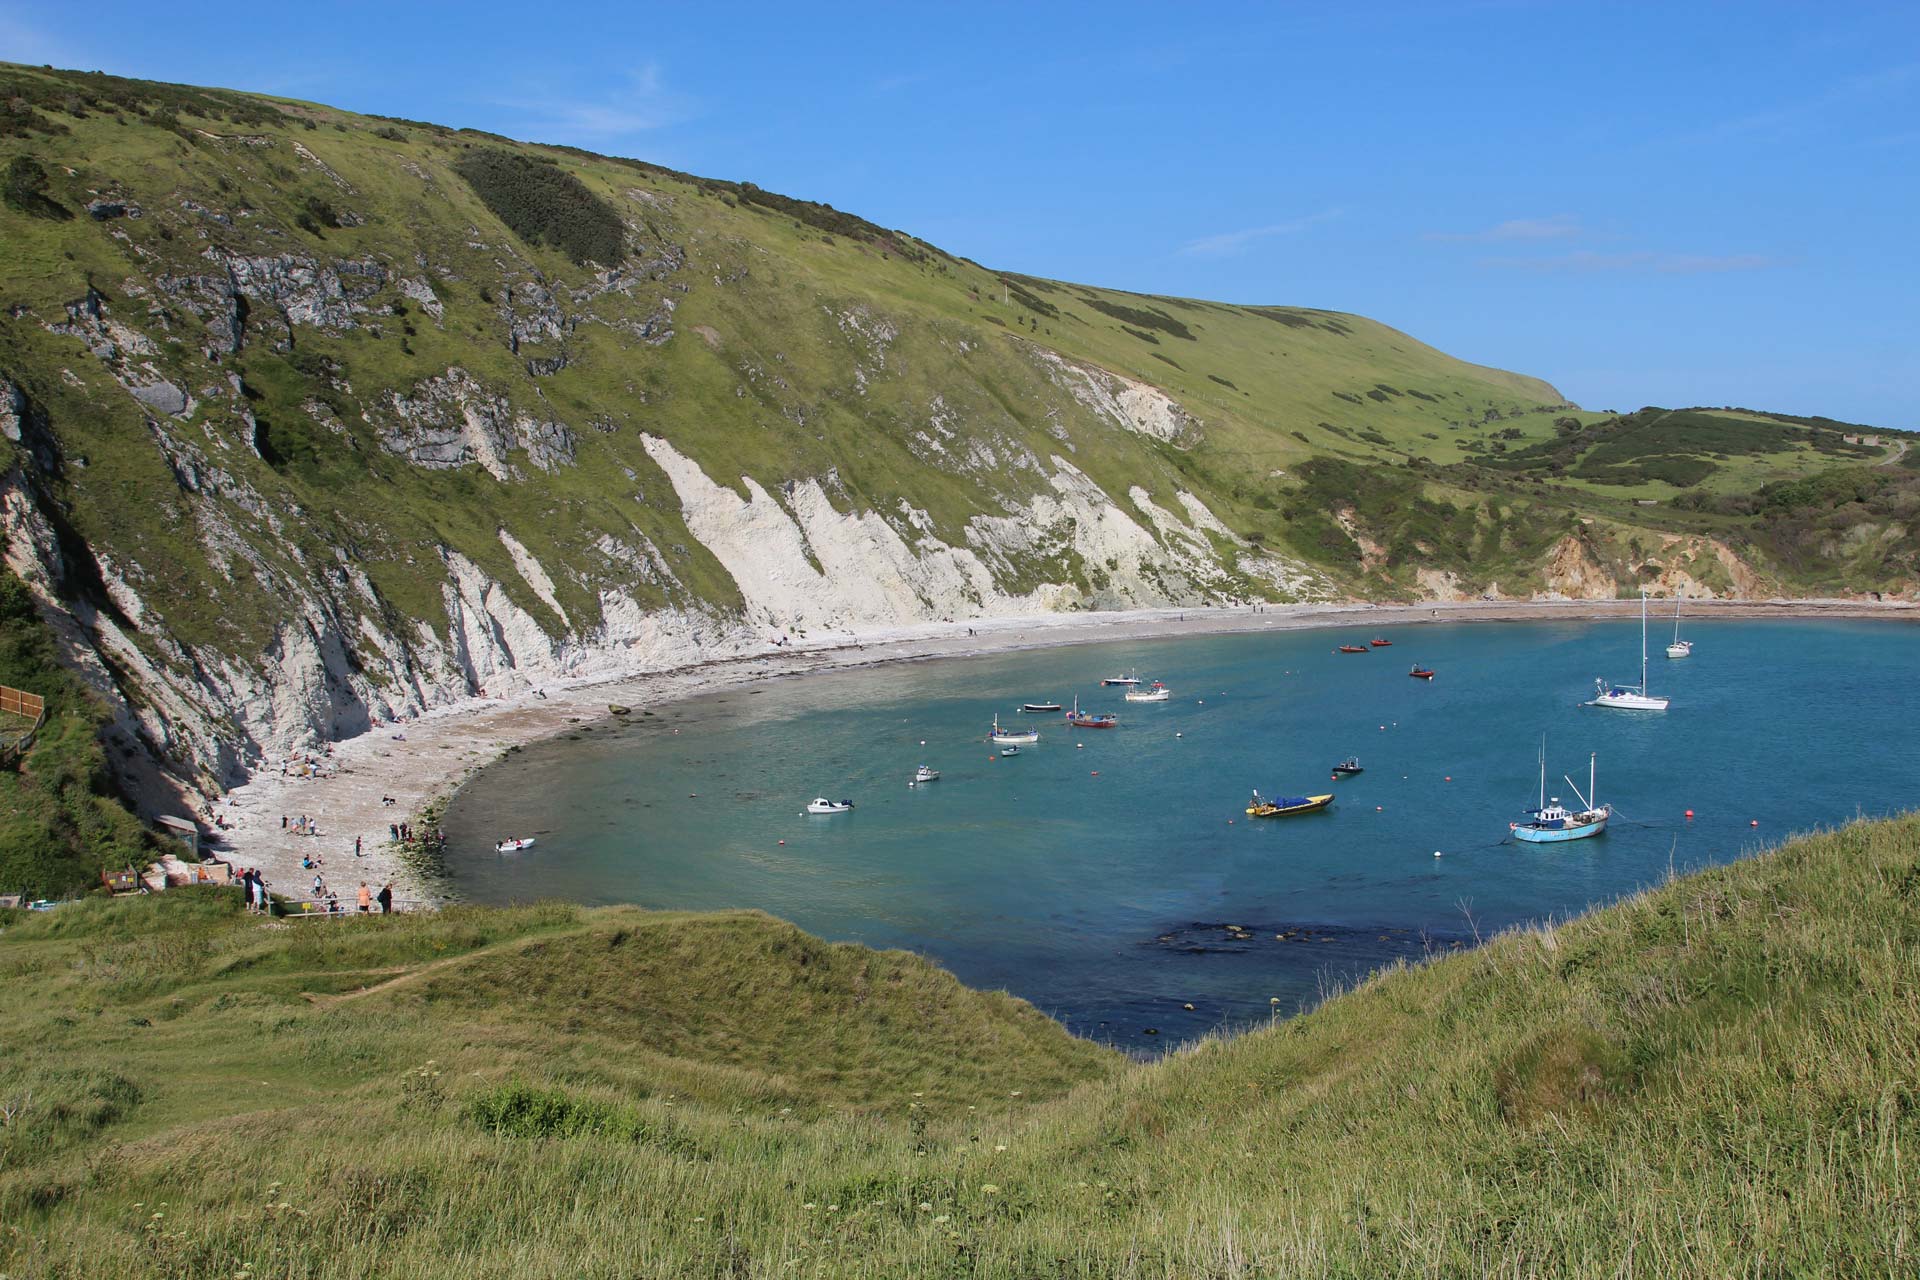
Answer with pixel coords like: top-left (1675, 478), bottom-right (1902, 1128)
top-left (1434, 850), bottom-right (1443, 858)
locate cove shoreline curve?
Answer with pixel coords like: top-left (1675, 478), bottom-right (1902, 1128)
top-left (212, 596), bottom-right (1919, 907)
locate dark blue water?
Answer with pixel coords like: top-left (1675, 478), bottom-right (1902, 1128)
top-left (443, 620), bottom-right (1920, 1048)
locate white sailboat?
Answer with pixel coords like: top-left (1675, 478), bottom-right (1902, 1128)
top-left (1666, 595), bottom-right (1693, 659)
top-left (1590, 594), bottom-right (1671, 711)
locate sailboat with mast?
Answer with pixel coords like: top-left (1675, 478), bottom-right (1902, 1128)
top-left (1666, 594), bottom-right (1693, 659)
top-left (1590, 593), bottom-right (1671, 711)
top-left (1511, 741), bottom-right (1611, 843)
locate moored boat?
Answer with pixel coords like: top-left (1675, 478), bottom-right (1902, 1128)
top-left (1369, 638), bottom-right (1392, 647)
top-left (1100, 674), bottom-right (1141, 687)
top-left (1666, 594), bottom-right (1693, 659)
top-left (1124, 681), bottom-right (1171, 703)
top-left (912, 765), bottom-right (940, 784)
top-left (1409, 665), bottom-right (1435, 680)
top-left (495, 837), bottom-right (536, 853)
top-left (1066, 697), bottom-right (1119, 728)
top-left (1331, 758), bottom-right (1364, 776)
top-left (1020, 701), bottom-right (1063, 713)
top-left (1590, 594), bottom-right (1670, 711)
top-left (1336, 644), bottom-right (1368, 654)
top-left (1246, 791), bottom-right (1335, 818)
top-left (989, 714), bottom-right (1039, 745)
top-left (806, 797), bottom-right (855, 815)
top-left (1510, 743), bottom-right (1610, 843)
top-left (999, 744), bottom-right (1021, 757)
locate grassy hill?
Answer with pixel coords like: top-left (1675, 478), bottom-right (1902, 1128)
top-left (3, 62), bottom-right (1913, 813)
top-left (2, 814), bottom-right (1914, 1276)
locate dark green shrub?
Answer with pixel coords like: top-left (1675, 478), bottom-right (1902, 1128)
top-left (453, 148), bottom-right (624, 266)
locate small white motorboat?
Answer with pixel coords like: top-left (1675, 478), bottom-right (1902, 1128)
top-left (495, 837), bottom-right (536, 853)
top-left (806, 797), bottom-right (855, 815)
top-left (1124, 681), bottom-right (1171, 703)
top-left (999, 745), bottom-right (1021, 757)
top-left (1100, 674), bottom-right (1141, 687)
top-left (912, 765), bottom-right (940, 784)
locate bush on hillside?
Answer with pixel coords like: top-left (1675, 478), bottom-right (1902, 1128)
top-left (3, 155), bottom-right (72, 220)
top-left (453, 148), bottom-right (624, 266)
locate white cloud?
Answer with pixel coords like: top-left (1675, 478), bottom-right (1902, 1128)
top-left (1479, 250), bottom-right (1785, 275)
top-left (1426, 214), bottom-right (1583, 243)
top-left (491, 63), bottom-right (691, 146)
top-left (1176, 208), bottom-right (1342, 257)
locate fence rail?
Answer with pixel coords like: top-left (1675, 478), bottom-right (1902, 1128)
top-left (280, 896), bottom-right (428, 918)
top-left (0, 686), bottom-right (44, 720)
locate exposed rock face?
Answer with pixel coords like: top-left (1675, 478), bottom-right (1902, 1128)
top-left (380, 367), bottom-right (576, 478)
top-left (399, 276), bottom-right (444, 322)
top-left (215, 250), bottom-right (387, 339)
top-left (1028, 346), bottom-right (1201, 446)
top-left (638, 434), bottom-right (1304, 630)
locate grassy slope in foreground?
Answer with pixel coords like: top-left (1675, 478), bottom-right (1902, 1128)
top-left (3, 817), bottom-right (1917, 1277)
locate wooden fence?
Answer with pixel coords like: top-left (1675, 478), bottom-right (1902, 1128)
top-left (0, 685), bottom-right (45, 764)
top-left (0, 686), bottom-right (44, 720)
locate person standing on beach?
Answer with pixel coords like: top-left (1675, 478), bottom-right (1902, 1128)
top-left (357, 882), bottom-right (372, 914)
top-left (354, 835), bottom-right (362, 857)
top-left (377, 882), bottom-right (393, 914)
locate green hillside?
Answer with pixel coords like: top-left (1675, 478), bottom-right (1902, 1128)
top-left (3, 814), bottom-right (1914, 1276)
top-left (0, 60), bottom-right (1913, 811)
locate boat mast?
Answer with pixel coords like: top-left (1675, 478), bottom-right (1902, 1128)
top-left (1538, 735), bottom-right (1546, 811)
top-left (1640, 593), bottom-right (1650, 694)
top-left (1673, 593), bottom-right (1683, 643)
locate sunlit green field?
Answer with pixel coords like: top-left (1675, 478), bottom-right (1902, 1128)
top-left (4, 813), bottom-right (1914, 1277)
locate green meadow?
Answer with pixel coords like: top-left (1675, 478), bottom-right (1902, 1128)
top-left (3, 812), bottom-right (1914, 1277)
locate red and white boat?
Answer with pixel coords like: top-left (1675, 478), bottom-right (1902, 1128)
top-left (1336, 644), bottom-right (1368, 654)
top-left (1369, 638), bottom-right (1393, 647)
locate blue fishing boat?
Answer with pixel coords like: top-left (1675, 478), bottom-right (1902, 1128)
top-left (1511, 742), bottom-right (1610, 844)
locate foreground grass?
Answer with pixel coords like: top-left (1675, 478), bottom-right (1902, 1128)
top-left (2, 815), bottom-right (1917, 1277)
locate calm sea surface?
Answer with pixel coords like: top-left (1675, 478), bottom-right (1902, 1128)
top-left (443, 619), bottom-right (1919, 1047)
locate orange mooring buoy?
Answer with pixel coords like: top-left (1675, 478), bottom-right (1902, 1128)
top-left (1685, 809), bottom-right (1695, 819)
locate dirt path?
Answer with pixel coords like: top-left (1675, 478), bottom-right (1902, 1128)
top-left (301, 928), bottom-right (566, 1006)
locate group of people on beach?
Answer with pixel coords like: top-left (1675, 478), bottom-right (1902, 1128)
top-left (298, 878), bottom-right (395, 915)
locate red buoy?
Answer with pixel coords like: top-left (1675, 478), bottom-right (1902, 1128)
top-left (1750, 819), bottom-right (1759, 827)
top-left (1685, 809), bottom-right (1695, 820)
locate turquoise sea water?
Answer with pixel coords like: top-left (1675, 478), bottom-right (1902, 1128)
top-left (442, 619), bottom-right (1919, 1047)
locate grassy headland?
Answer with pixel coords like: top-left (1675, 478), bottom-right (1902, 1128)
top-left (2, 813), bottom-right (1914, 1277)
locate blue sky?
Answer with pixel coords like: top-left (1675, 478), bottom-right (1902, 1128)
top-left (6, 1), bottom-right (1915, 425)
